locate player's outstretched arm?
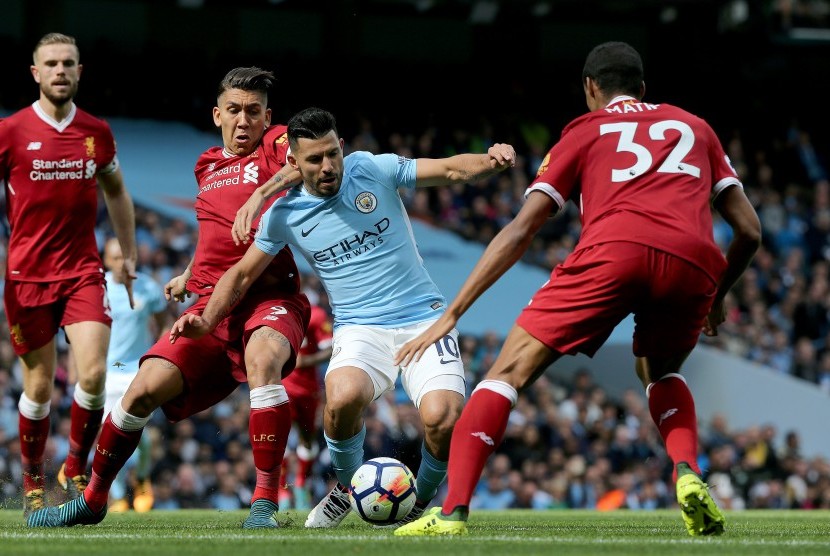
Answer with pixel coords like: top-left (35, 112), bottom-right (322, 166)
top-left (395, 191), bottom-right (553, 366)
top-left (232, 166), bottom-right (301, 246)
top-left (170, 244), bottom-right (276, 342)
top-left (99, 167), bottom-right (138, 308)
top-left (413, 143), bottom-right (516, 188)
top-left (704, 186), bottom-right (761, 336)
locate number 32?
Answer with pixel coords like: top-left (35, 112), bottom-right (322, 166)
top-left (600, 120), bottom-right (701, 182)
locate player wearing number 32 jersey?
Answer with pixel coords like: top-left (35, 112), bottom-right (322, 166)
top-left (533, 92), bottom-right (738, 288)
top-left (395, 41), bottom-right (761, 538)
top-left (518, 92), bottom-right (740, 355)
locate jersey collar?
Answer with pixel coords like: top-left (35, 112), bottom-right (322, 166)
top-left (606, 95), bottom-right (638, 108)
top-left (32, 101), bottom-right (77, 133)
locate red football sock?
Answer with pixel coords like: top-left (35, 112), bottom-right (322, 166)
top-left (250, 403), bottom-right (291, 503)
top-left (296, 453), bottom-right (314, 488)
top-left (442, 387), bottom-right (513, 513)
top-left (19, 414), bottom-right (50, 492)
top-left (84, 415), bottom-right (143, 512)
top-left (64, 400), bottom-right (104, 478)
top-left (648, 374), bottom-right (701, 481)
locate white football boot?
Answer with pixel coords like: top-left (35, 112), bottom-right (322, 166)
top-left (304, 483), bottom-right (352, 528)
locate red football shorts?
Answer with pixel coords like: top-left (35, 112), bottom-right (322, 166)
top-left (516, 241), bottom-right (720, 358)
top-left (4, 273), bottom-right (111, 355)
top-left (143, 289), bottom-right (310, 422)
top-left (284, 370), bottom-right (320, 434)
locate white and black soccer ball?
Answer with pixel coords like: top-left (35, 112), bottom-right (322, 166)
top-left (349, 457), bottom-right (416, 525)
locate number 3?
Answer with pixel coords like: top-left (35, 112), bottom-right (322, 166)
top-left (600, 120), bottom-right (701, 182)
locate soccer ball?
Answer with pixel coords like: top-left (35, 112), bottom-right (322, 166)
top-left (349, 457), bottom-right (417, 525)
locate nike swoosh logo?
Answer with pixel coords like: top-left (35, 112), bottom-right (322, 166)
top-left (439, 358), bottom-right (459, 365)
top-left (301, 223), bottom-right (320, 237)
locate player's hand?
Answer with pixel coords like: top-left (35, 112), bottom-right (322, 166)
top-left (233, 190), bottom-right (266, 246)
top-left (394, 313), bottom-right (458, 367)
top-left (169, 313), bottom-right (211, 343)
top-left (122, 257), bottom-right (138, 309)
top-left (703, 298), bottom-right (726, 337)
top-left (487, 143), bottom-right (516, 170)
top-left (164, 273), bottom-right (191, 303)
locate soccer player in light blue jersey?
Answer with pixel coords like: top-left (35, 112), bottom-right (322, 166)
top-left (102, 238), bottom-right (172, 513)
top-left (172, 106), bottom-right (516, 528)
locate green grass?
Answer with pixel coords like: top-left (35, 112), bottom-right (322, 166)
top-left (1, 509), bottom-right (829, 556)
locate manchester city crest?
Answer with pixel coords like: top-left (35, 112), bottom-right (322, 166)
top-left (355, 191), bottom-right (377, 213)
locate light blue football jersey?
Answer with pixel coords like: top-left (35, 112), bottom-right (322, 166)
top-left (255, 151), bottom-right (445, 328)
top-left (105, 271), bottom-right (168, 373)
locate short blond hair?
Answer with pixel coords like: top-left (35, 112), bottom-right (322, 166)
top-left (33, 33), bottom-right (79, 63)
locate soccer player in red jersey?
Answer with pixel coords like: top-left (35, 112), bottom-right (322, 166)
top-left (26, 67), bottom-right (310, 529)
top-left (279, 296), bottom-right (333, 509)
top-left (0, 32), bottom-right (138, 517)
top-left (395, 42), bottom-right (761, 537)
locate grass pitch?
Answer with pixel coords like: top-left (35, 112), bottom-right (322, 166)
top-left (1, 509), bottom-right (829, 556)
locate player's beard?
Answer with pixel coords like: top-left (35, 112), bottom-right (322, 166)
top-left (42, 81), bottom-right (77, 107)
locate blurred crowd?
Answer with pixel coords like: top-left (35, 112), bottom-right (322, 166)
top-left (2, 111), bottom-right (830, 513)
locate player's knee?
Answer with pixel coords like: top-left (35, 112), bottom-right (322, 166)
top-left (76, 367), bottom-right (107, 394)
top-left (25, 380), bottom-right (54, 404)
top-left (420, 396), bottom-right (462, 440)
top-left (324, 386), bottom-right (368, 424)
top-left (245, 349), bottom-right (290, 385)
top-left (121, 383), bottom-right (161, 417)
top-left (122, 368), bottom-right (174, 417)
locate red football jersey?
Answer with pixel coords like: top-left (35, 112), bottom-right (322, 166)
top-left (188, 125), bottom-right (300, 295)
top-left (0, 102), bottom-right (117, 281)
top-left (528, 96), bottom-right (740, 281)
top-left (285, 305), bottom-right (333, 393)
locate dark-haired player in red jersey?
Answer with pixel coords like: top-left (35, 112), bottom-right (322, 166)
top-left (0, 32), bottom-right (137, 517)
top-left (395, 41), bottom-right (761, 537)
top-left (27, 67), bottom-right (310, 529)
top-left (279, 297), bottom-right (333, 509)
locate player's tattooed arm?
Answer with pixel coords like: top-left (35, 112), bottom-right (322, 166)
top-left (170, 246), bottom-right (276, 343)
top-left (232, 166), bottom-right (302, 245)
top-left (259, 167), bottom-right (301, 199)
top-left (224, 287), bottom-right (244, 317)
top-left (208, 286), bottom-right (243, 323)
top-left (200, 244), bottom-right (275, 331)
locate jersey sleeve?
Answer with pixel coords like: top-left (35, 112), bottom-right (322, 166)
top-left (524, 128), bottom-right (582, 214)
top-left (96, 120), bottom-right (119, 174)
top-left (363, 152), bottom-right (416, 191)
top-left (705, 123), bottom-right (742, 200)
top-left (262, 124), bottom-right (289, 166)
top-left (254, 203), bottom-right (289, 255)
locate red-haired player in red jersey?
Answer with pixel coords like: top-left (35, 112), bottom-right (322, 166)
top-left (27, 67), bottom-right (309, 529)
top-left (0, 32), bottom-right (137, 518)
top-left (280, 293), bottom-right (333, 510)
top-left (396, 41), bottom-right (761, 538)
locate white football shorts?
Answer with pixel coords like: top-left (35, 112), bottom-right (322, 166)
top-left (104, 370), bottom-right (138, 419)
top-left (326, 319), bottom-right (466, 408)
